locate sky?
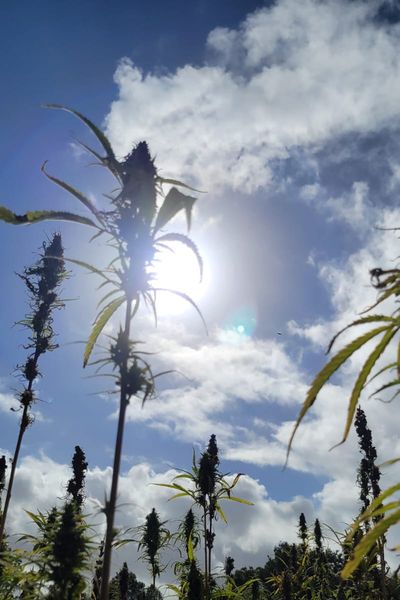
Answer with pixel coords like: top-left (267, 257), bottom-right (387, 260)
top-left (1, 0), bottom-right (400, 584)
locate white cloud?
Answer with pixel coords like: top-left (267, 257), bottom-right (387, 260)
top-left (105, 0), bottom-right (400, 193)
top-left (4, 453), bottom-right (320, 582)
top-left (123, 328), bottom-right (306, 445)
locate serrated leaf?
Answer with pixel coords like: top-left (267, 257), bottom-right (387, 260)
top-left (327, 315), bottom-right (395, 354)
top-left (83, 296), bottom-right (125, 366)
top-left (337, 326), bottom-right (398, 445)
top-left (370, 378), bottom-right (400, 398)
top-left (154, 187), bottom-right (196, 233)
top-left (342, 508), bottom-right (400, 578)
top-left (155, 232), bottom-right (203, 281)
top-left (41, 161), bottom-right (103, 222)
top-left (286, 325), bottom-right (392, 464)
top-left (0, 206), bottom-right (98, 228)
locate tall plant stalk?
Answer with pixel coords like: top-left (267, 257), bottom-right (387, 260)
top-left (0, 233), bottom-right (66, 545)
top-left (157, 434), bottom-right (253, 600)
top-left (100, 297), bottom-right (132, 598)
top-left (0, 105), bottom-right (205, 596)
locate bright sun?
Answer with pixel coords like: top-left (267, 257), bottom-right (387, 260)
top-left (150, 244), bottom-right (207, 315)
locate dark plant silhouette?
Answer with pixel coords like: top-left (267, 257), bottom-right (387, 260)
top-left (66, 445), bottom-right (88, 509)
top-left (0, 105), bottom-right (205, 598)
top-left (0, 233), bottom-right (66, 544)
top-left (138, 508), bottom-right (169, 588)
top-left (157, 434), bottom-right (252, 600)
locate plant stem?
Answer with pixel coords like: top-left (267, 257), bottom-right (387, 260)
top-left (0, 371), bottom-right (35, 545)
top-left (100, 297), bottom-right (132, 600)
top-left (203, 505), bottom-right (209, 600)
top-left (0, 404), bottom-right (28, 544)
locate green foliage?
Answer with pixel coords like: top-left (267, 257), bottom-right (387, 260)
top-left (286, 251), bottom-right (400, 581)
top-left (137, 508), bottom-right (169, 587)
top-left (0, 234), bottom-right (67, 545)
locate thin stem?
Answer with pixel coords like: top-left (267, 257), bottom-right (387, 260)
top-left (203, 505), bottom-right (209, 600)
top-left (0, 368), bottom-right (36, 545)
top-left (0, 403), bottom-right (29, 543)
top-left (100, 297), bottom-right (132, 600)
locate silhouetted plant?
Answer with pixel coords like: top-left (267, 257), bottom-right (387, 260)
top-left (0, 456), bottom-right (7, 504)
top-left (157, 434), bottom-right (252, 600)
top-left (0, 233), bottom-right (66, 545)
top-left (314, 518), bottom-right (322, 552)
top-left (354, 406), bottom-right (386, 599)
top-left (138, 508), bottom-right (169, 588)
top-left (286, 249), bottom-right (400, 579)
top-left (298, 512), bottom-right (308, 548)
top-left (108, 562), bottom-right (146, 600)
top-left (225, 556), bottom-right (235, 577)
top-left (0, 105), bottom-right (205, 598)
top-left (66, 445), bottom-right (88, 509)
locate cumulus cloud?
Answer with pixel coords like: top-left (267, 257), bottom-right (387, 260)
top-left (105, 0), bottom-right (400, 192)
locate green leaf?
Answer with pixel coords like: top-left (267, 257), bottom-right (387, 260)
top-left (154, 187), bottom-right (196, 233)
top-left (83, 296), bottom-right (125, 367)
top-left (41, 161), bottom-right (103, 223)
top-left (379, 456), bottom-right (400, 469)
top-left (337, 326), bottom-right (398, 445)
top-left (97, 288), bottom-right (121, 309)
top-left (370, 378), bottom-right (400, 399)
top-left (44, 104), bottom-right (117, 166)
top-left (0, 206), bottom-right (98, 228)
top-left (152, 287), bottom-right (208, 334)
top-left (286, 324), bottom-right (392, 464)
top-left (347, 482), bottom-right (400, 535)
top-left (225, 496), bottom-right (254, 506)
top-left (215, 504), bottom-right (228, 524)
top-left (342, 508), bottom-right (400, 578)
top-left (169, 492), bottom-right (190, 500)
top-left (62, 256), bottom-right (114, 282)
top-left (187, 531), bottom-right (194, 561)
top-left (155, 232), bottom-right (203, 281)
top-left (327, 315), bottom-right (395, 354)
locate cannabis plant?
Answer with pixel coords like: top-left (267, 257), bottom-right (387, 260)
top-left (137, 508), bottom-right (169, 588)
top-left (0, 233), bottom-right (66, 544)
top-left (0, 105), bottom-right (204, 598)
top-left (286, 253), bottom-right (400, 579)
top-left (157, 434), bottom-right (253, 600)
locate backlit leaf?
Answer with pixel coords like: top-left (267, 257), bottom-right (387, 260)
top-left (337, 326), bottom-right (398, 445)
top-left (41, 161), bottom-right (103, 222)
top-left (286, 325), bottom-right (392, 463)
top-left (83, 296), bottom-right (125, 367)
top-left (0, 206), bottom-right (98, 228)
top-left (154, 187), bottom-right (196, 233)
top-left (155, 232), bottom-right (203, 281)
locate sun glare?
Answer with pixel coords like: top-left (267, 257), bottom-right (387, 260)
top-left (150, 245), bottom-right (208, 315)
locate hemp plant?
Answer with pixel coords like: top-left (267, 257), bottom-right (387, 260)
top-left (286, 252), bottom-right (400, 579)
top-left (137, 507), bottom-right (169, 588)
top-left (0, 105), bottom-right (204, 598)
top-left (0, 233), bottom-right (66, 544)
top-left (157, 435), bottom-right (253, 600)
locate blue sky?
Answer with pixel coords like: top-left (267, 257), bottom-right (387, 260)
top-left (1, 0), bottom-right (400, 581)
